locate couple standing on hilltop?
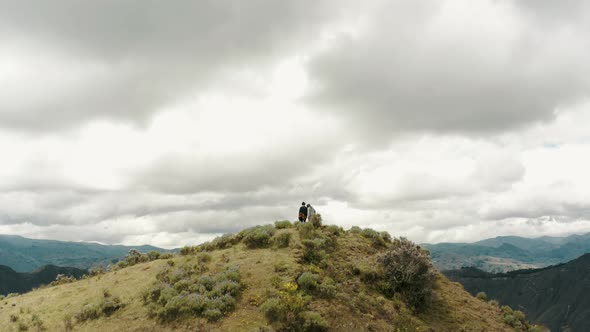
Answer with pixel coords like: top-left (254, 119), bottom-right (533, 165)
top-left (298, 202), bottom-right (316, 223)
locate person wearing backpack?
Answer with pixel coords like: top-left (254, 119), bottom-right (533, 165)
top-left (298, 202), bottom-right (308, 223)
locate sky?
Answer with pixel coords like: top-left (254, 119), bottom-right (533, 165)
top-left (1, 0), bottom-right (590, 248)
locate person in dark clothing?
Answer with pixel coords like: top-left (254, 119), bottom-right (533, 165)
top-left (298, 202), bottom-right (308, 223)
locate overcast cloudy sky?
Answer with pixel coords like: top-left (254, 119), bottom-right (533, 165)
top-left (1, 0), bottom-right (590, 248)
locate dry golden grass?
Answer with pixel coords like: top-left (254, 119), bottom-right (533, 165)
top-left (0, 226), bottom-right (518, 332)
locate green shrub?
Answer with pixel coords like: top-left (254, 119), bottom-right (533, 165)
top-left (361, 228), bottom-right (387, 247)
top-left (349, 226), bottom-right (362, 233)
top-left (261, 298), bottom-right (285, 322)
top-left (275, 220), bottom-right (293, 229)
top-left (0, 295), bottom-right (4, 301)
top-left (325, 225), bottom-right (343, 236)
top-left (298, 222), bottom-right (317, 240)
top-left (242, 226), bottom-right (275, 249)
top-left (310, 214), bottom-right (323, 228)
top-left (180, 246), bottom-right (194, 256)
top-left (272, 232), bottom-right (292, 248)
top-left (301, 239), bottom-right (328, 264)
top-left (379, 237), bottom-right (437, 311)
top-left (476, 292), bottom-right (487, 302)
top-left (75, 296), bottom-right (125, 322)
top-left (297, 311), bottom-right (329, 332)
top-left (10, 314), bottom-right (19, 322)
top-left (380, 231), bottom-right (392, 243)
top-left (297, 272), bottom-right (320, 292)
top-left (488, 299), bottom-right (499, 307)
top-left (50, 274), bottom-right (76, 286)
top-left (143, 266), bottom-right (243, 322)
top-left (7, 293), bottom-right (19, 298)
top-left (317, 277), bottom-right (337, 299)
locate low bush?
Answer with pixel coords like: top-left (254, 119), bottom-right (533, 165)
top-left (272, 232), bottom-right (291, 248)
top-left (297, 272), bottom-right (320, 292)
top-left (50, 274), bottom-right (76, 286)
top-left (476, 292), bottom-right (487, 302)
top-left (242, 226), bottom-right (275, 249)
top-left (261, 298), bottom-right (285, 322)
top-left (298, 222), bottom-right (317, 240)
top-left (297, 311), bottom-right (329, 332)
top-left (379, 237), bottom-right (437, 311)
top-left (143, 265), bottom-right (243, 322)
top-left (325, 225), bottom-right (344, 236)
top-left (361, 228), bottom-right (387, 247)
top-left (349, 226), bottom-right (362, 233)
top-left (275, 220), bottom-right (293, 229)
top-left (7, 293), bottom-right (19, 298)
top-left (75, 295), bottom-right (125, 322)
top-left (310, 214), bottom-right (323, 228)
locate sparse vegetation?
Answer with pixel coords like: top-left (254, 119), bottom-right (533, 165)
top-left (379, 237), bottom-right (437, 311)
top-left (274, 220), bottom-right (293, 229)
top-left (0, 224), bottom-right (535, 331)
top-left (50, 274), bottom-right (76, 286)
top-left (142, 260), bottom-right (243, 322)
top-left (242, 225), bottom-right (276, 249)
top-left (361, 228), bottom-right (388, 247)
top-left (272, 232), bottom-right (292, 248)
top-left (75, 294), bottom-right (125, 322)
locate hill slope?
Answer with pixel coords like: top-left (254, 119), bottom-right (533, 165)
top-left (0, 223), bottom-right (537, 331)
top-left (0, 264), bottom-right (87, 296)
top-left (424, 233), bottom-right (590, 273)
top-left (444, 254), bottom-right (590, 332)
top-left (0, 234), bottom-right (169, 272)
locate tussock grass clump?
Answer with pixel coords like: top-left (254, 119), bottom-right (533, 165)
top-left (75, 294), bottom-right (125, 322)
top-left (325, 225), bottom-right (344, 236)
top-left (274, 220), bottom-right (293, 229)
top-left (379, 237), bottom-right (437, 311)
top-left (143, 264), bottom-right (243, 322)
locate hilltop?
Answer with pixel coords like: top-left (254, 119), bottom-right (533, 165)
top-left (445, 253), bottom-right (590, 332)
top-left (0, 234), bottom-right (170, 272)
top-left (0, 220), bottom-right (542, 331)
top-left (424, 233), bottom-right (590, 273)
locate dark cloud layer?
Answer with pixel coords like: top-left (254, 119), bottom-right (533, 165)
top-left (0, 0), bottom-right (344, 131)
top-left (307, 0), bottom-right (590, 140)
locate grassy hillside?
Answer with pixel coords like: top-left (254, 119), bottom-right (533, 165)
top-left (0, 235), bottom-right (170, 272)
top-left (0, 221), bottom-right (541, 331)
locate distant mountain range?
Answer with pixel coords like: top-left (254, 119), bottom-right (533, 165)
top-left (0, 235), bottom-right (169, 272)
top-left (423, 233), bottom-right (590, 272)
top-left (0, 264), bottom-right (87, 296)
top-left (444, 253), bottom-right (590, 332)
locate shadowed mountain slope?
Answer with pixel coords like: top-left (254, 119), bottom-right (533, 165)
top-left (445, 254), bottom-right (590, 332)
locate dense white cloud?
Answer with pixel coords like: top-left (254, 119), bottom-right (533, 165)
top-left (0, 0), bottom-right (589, 247)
